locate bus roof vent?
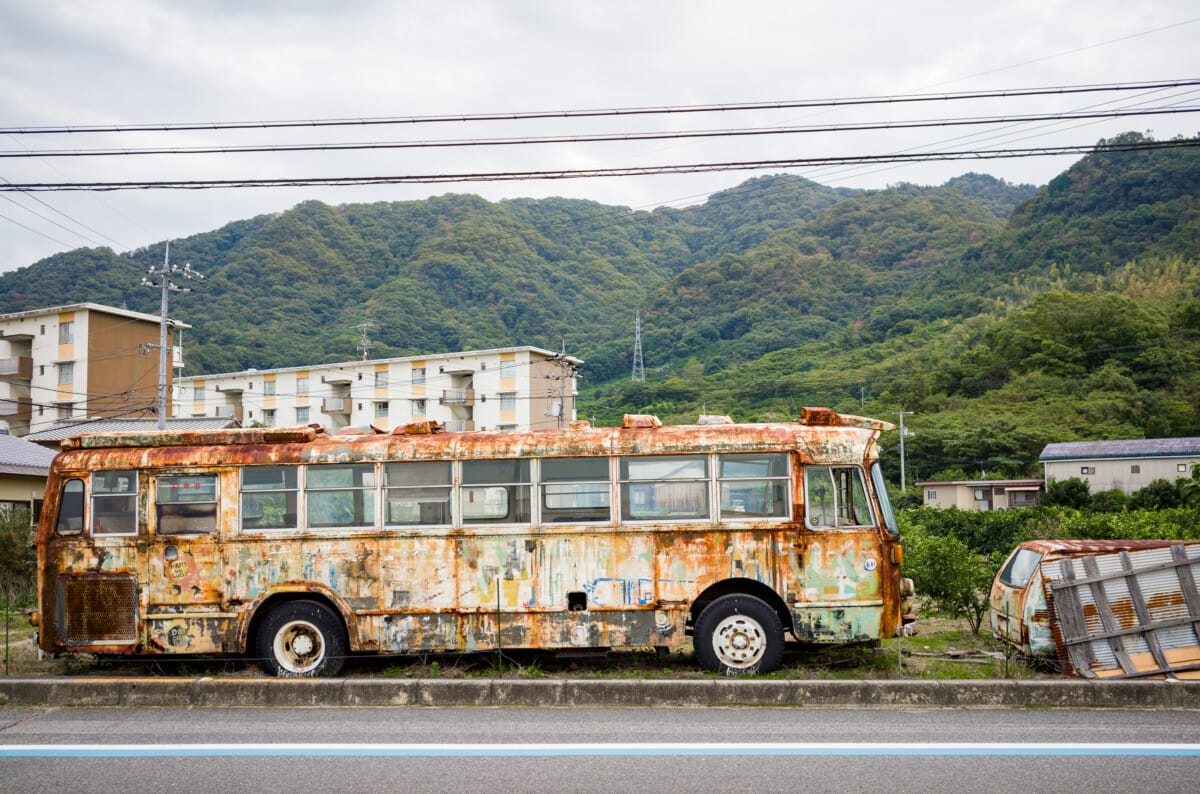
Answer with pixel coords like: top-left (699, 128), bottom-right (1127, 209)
top-left (568, 419), bottom-right (592, 430)
top-left (696, 414), bottom-right (734, 425)
top-left (622, 414), bottom-right (662, 429)
top-left (392, 420), bottom-right (445, 435)
top-left (336, 424), bottom-right (386, 435)
top-left (799, 407), bottom-right (840, 426)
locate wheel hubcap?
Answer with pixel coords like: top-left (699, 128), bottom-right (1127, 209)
top-left (274, 619), bottom-right (325, 674)
top-left (712, 614), bottom-right (766, 670)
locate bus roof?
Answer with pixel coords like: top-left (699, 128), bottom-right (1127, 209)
top-left (54, 408), bottom-right (893, 469)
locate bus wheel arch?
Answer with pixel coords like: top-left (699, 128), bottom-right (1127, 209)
top-left (247, 594), bottom-right (350, 677)
top-left (690, 580), bottom-right (790, 675)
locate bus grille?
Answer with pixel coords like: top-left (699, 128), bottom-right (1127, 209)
top-left (59, 575), bottom-right (138, 645)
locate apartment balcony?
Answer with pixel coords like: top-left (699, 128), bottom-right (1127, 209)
top-left (321, 372), bottom-right (354, 386)
top-left (443, 420), bottom-right (476, 433)
top-left (439, 388), bottom-right (475, 406)
top-left (0, 356), bottom-right (33, 380)
top-left (0, 398), bottom-right (32, 420)
top-left (322, 397), bottom-right (352, 414)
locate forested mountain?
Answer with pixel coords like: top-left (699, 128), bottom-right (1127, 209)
top-left (1, 132), bottom-right (1197, 484)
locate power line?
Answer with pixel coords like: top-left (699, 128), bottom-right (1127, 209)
top-left (5, 105), bottom-right (1197, 159)
top-left (4, 138), bottom-right (1196, 192)
top-left (4, 80), bottom-right (1195, 136)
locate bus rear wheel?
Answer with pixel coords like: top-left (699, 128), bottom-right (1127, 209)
top-left (694, 594), bottom-right (784, 675)
top-left (255, 600), bottom-right (347, 677)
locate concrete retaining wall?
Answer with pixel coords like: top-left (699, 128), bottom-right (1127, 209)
top-left (3, 677), bottom-right (1199, 708)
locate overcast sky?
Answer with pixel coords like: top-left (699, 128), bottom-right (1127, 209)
top-left (1, 1), bottom-right (1198, 273)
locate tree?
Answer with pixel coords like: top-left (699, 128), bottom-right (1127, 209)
top-left (1043, 477), bottom-right (1090, 509)
top-left (1181, 464), bottom-right (1200, 507)
top-left (902, 525), bottom-right (1001, 634)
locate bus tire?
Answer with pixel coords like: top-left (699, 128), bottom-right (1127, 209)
top-left (254, 600), bottom-right (347, 677)
top-left (694, 594), bottom-right (784, 675)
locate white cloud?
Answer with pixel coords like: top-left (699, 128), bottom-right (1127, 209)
top-left (1, 0), bottom-right (1198, 270)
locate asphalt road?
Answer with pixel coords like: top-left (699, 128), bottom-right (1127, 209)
top-left (3, 706), bottom-right (1199, 793)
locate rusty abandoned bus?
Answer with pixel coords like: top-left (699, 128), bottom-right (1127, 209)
top-left (32, 408), bottom-right (913, 676)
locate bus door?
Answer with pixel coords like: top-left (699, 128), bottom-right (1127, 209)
top-left (144, 471), bottom-right (232, 654)
top-left (791, 463), bottom-right (889, 642)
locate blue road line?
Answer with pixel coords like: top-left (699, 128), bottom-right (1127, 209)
top-left (3, 742), bottom-right (1200, 758)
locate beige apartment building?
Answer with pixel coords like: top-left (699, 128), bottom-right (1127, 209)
top-left (918, 478), bottom-right (1044, 511)
top-left (0, 303), bottom-right (183, 436)
top-left (174, 346), bottom-right (581, 433)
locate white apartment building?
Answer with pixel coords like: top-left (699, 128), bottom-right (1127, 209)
top-left (174, 346), bottom-right (581, 433)
top-left (0, 303), bottom-right (184, 436)
top-left (1040, 438), bottom-right (1200, 494)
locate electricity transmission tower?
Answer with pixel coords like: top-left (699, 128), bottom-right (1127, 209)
top-left (631, 312), bottom-right (645, 382)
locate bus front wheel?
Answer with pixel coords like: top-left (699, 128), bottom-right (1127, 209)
top-left (694, 594), bottom-right (784, 675)
top-left (255, 600), bottom-right (347, 677)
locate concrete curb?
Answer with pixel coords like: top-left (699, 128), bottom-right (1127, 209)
top-left (3, 677), bottom-right (1200, 709)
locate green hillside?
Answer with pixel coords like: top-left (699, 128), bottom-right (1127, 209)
top-left (2, 133), bottom-right (1197, 485)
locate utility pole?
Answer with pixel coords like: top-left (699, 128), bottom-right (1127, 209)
top-left (895, 411), bottom-right (914, 490)
top-left (545, 342), bottom-right (578, 429)
top-left (631, 312), bottom-right (645, 382)
top-left (141, 242), bottom-right (203, 430)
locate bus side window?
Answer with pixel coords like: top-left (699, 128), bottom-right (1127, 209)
top-left (805, 466), bottom-right (873, 529)
top-left (55, 478), bottom-right (85, 535)
top-left (541, 457), bottom-right (611, 523)
top-left (157, 474), bottom-right (218, 535)
top-left (620, 455), bottom-right (709, 521)
top-left (384, 461), bottom-right (452, 526)
top-left (92, 470), bottom-right (138, 536)
top-left (462, 459), bottom-right (531, 524)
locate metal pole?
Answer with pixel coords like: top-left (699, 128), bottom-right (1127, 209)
top-left (157, 243), bottom-right (170, 430)
top-left (896, 411), bottom-right (912, 490)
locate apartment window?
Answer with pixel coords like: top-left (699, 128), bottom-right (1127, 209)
top-left (497, 424), bottom-right (517, 431)
top-left (194, 386), bottom-right (205, 403)
top-left (412, 367), bottom-right (426, 385)
top-left (926, 490), bottom-right (938, 501)
top-left (718, 453), bottom-right (789, 518)
top-left (499, 392), bottom-right (516, 410)
top-left (264, 380), bottom-right (276, 396)
top-left (1179, 464), bottom-right (1190, 473)
top-left (57, 361), bottom-right (74, 385)
top-left (58, 321), bottom-right (74, 344)
top-left (620, 455), bottom-right (709, 521)
top-left (262, 408), bottom-right (276, 426)
top-left (374, 401), bottom-right (389, 419)
top-left (296, 377), bottom-right (309, 395)
top-left (1131, 465), bottom-right (1141, 474)
top-left (241, 466), bottom-right (298, 530)
top-left (1081, 466), bottom-right (1095, 475)
top-left (412, 399), bottom-right (426, 416)
top-left (156, 474), bottom-right (218, 535)
top-left (462, 459), bottom-right (531, 524)
top-left (295, 406), bottom-right (309, 423)
top-left (306, 464), bottom-right (376, 528)
top-left (384, 461), bottom-right (452, 526)
top-left (499, 360), bottom-right (516, 379)
top-left (375, 371), bottom-right (389, 388)
top-left (56, 403), bottom-right (72, 419)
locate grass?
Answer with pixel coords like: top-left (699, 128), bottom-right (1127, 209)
top-left (1, 611), bottom-right (1050, 681)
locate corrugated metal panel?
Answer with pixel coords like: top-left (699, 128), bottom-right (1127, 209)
top-left (1043, 543), bottom-right (1200, 679)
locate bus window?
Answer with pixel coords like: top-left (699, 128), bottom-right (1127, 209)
top-left (384, 461), bottom-right (452, 526)
top-left (718, 453), bottom-right (789, 518)
top-left (241, 466), bottom-right (298, 530)
top-left (541, 457), bottom-right (611, 523)
top-left (306, 464), bottom-right (376, 528)
top-left (869, 462), bottom-right (899, 535)
top-left (620, 455), bottom-right (709, 521)
top-left (462, 459), bottom-right (531, 524)
top-left (55, 478), bottom-right (85, 535)
top-left (805, 466), bottom-right (873, 529)
top-left (92, 470), bottom-right (137, 536)
top-left (156, 474), bottom-right (218, 535)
